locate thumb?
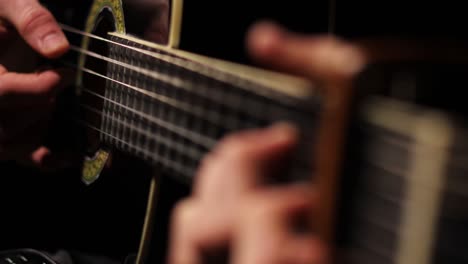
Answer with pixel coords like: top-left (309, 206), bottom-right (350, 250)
top-left (0, 0), bottom-right (69, 58)
top-left (247, 21), bottom-right (365, 81)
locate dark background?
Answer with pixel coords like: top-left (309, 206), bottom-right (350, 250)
top-left (180, 0), bottom-right (468, 65)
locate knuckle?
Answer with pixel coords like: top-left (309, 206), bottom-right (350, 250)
top-left (198, 152), bottom-right (217, 172)
top-left (195, 153), bottom-right (219, 184)
top-left (240, 194), bottom-right (272, 220)
top-left (19, 6), bottom-right (55, 36)
top-left (217, 134), bottom-right (251, 160)
top-left (172, 199), bottom-right (197, 228)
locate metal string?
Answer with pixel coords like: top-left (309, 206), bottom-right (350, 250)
top-left (64, 45), bottom-right (268, 122)
top-left (59, 23), bottom-right (288, 101)
top-left (61, 60), bottom-right (239, 128)
top-left (80, 88), bottom-right (217, 149)
top-left (81, 120), bottom-right (194, 176)
top-left (80, 104), bottom-right (204, 160)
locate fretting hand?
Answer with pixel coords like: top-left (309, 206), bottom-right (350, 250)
top-left (169, 124), bottom-right (327, 264)
top-left (168, 21), bottom-right (366, 264)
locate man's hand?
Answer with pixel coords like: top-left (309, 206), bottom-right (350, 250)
top-left (0, 0), bottom-right (69, 166)
top-left (0, 0), bottom-right (68, 58)
top-left (247, 21), bottom-right (365, 81)
top-left (169, 124), bottom-right (327, 264)
top-left (168, 22), bottom-right (367, 264)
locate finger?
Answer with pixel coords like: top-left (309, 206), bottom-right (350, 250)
top-left (0, 65), bottom-right (6, 75)
top-left (169, 199), bottom-right (232, 264)
top-left (233, 185), bottom-right (321, 264)
top-left (31, 146), bottom-right (50, 166)
top-left (280, 237), bottom-right (328, 264)
top-left (0, 0), bottom-right (69, 58)
top-left (194, 123), bottom-right (298, 200)
top-left (169, 200), bottom-right (204, 264)
top-left (246, 21), bottom-right (365, 81)
top-left (0, 70), bottom-right (62, 104)
top-left (243, 184), bottom-right (316, 222)
top-left (34, 148), bottom-right (83, 171)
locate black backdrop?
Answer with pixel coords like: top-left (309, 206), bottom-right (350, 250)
top-left (180, 0), bottom-right (468, 65)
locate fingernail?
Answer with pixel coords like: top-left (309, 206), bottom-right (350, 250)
top-left (42, 31), bottom-right (68, 55)
top-left (270, 122), bottom-right (298, 142)
top-left (249, 21), bottom-right (283, 55)
top-left (333, 46), bottom-right (366, 77)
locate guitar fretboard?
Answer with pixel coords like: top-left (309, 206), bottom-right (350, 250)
top-left (343, 98), bottom-right (468, 264)
top-left (83, 34), bottom-right (321, 182)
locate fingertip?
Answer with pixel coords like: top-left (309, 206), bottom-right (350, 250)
top-left (31, 146), bottom-right (50, 166)
top-left (11, 3), bottom-right (70, 58)
top-left (0, 65), bottom-right (7, 75)
top-left (247, 21), bottom-right (284, 60)
top-left (32, 70), bottom-right (63, 95)
top-left (40, 31), bottom-right (70, 58)
top-left (39, 69), bottom-right (61, 84)
top-left (267, 122), bottom-right (299, 145)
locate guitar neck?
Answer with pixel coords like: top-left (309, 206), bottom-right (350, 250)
top-left (78, 33), bottom-right (321, 182)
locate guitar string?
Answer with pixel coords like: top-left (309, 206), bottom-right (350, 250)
top-left (79, 88), bottom-right (217, 149)
top-left (65, 44), bottom-right (269, 122)
top-left (60, 58), bottom-right (298, 157)
top-left (80, 104), bottom-right (204, 160)
top-left (60, 60), bottom-right (249, 149)
top-left (60, 60), bottom-right (239, 129)
top-left (56, 25), bottom-right (302, 154)
top-left (59, 24), bottom-right (307, 130)
top-left (59, 23), bottom-right (295, 101)
top-left (81, 120), bottom-right (194, 176)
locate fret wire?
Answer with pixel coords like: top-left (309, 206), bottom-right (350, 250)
top-left (81, 104), bottom-right (204, 160)
top-left (108, 43), bottom-right (118, 149)
top-left (129, 40), bottom-right (141, 155)
top-left (79, 120), bottom-right (194, 176)
top-left (147, 53), bottom-right (157, 162)
top-left (81, 88), bottom-right (217, 149)
top-left (61, 60), bottom-right (242, 128)
top-left (101, 56), bottom-right (109, 143)
top-left (122, 40), bottom-right (133, 153)
top-left (67, 46), bottom-right (271, 121)
top-left (60, 23), bottom-right (298, 101)
top-left (109, 46), bottom-right (119, 148)
top-left (134, 48), bottom-right (150, 160)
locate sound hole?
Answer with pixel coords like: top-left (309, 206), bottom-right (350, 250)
top-left (81, 9), bottom-right (116, 152)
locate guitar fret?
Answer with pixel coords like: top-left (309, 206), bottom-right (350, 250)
top-left (83, 104), bottom-right (204, 161)
top-left (96, 35), bottom-right (319, 180)
top-left (123, 39), bottom-right (134, 154)
top-left (82, 121), bottom-right (195, 179)
top-left (106, 42), bottom-right (118, 147)
top-left (135, 48), bottom-right (150, 160)
top-left (117, 47), bottom-right (127, 152)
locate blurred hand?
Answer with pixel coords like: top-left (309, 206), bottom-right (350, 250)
top-left (169, 124), bottom-right (327, 264)
top-left (246, 21), bottom-right (365, 81)
top-left (0, 0), bottom-right (70, 166)
top-left (168, 21), bottom-right (368, 264)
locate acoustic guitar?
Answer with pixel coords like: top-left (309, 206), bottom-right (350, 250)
top-left (5, 0), bottom-right (468, 263)
top-left (39, 0), bottom-right (335, 263)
